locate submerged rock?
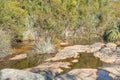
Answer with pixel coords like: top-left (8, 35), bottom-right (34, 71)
top-left (0, 69), bottom-right (53, 80)
top-left (35, 62), bottom-right (71, 69)
top-left (55, 69), bottom-right (97, 80)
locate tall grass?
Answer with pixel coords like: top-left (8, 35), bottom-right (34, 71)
top-left (103, 22), bottom-right (120, 42)
top-left (34, 38), bottom-right (57, 54)
top-left (0, 29), bottom-right (11, 58)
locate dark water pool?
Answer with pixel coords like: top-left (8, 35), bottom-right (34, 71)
top-left (97, 70), bottom-right (113, 80)
top-left (71, 53), bottom-right (104, 68)
top-left (61, 53), bottom-right (106, 73)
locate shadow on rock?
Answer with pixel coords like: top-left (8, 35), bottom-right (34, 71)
top-left (55, 73), bottom-right (77, 80)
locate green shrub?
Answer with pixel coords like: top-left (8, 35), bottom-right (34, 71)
top-left (0, 29), bottom-right (11, 58)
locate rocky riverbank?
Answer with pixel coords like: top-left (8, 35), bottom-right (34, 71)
top-left (0, 42), bottom-right (120, 80)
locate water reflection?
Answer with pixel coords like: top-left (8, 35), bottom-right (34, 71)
top-left (0, 53), bottom-right (55, 70)
top-left (71, 53), bottom-right (103, 69)
top-left (62, 53), bottom-right (105, 73)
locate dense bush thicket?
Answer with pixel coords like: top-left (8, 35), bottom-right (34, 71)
top-left (0, 0), bottom-right (120, 42)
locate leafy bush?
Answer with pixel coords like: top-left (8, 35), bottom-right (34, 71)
top-left (0, 0), bottom-right (120, 43)
top-left (0, 29), bottom-right (11, 58)
top-left (34, 38), bottom-right (57, 54)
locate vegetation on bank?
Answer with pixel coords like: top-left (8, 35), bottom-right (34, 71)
top-left (1, 0), bottom-right (120, 56)
top-left (0, 29), bottom-right (11, 57)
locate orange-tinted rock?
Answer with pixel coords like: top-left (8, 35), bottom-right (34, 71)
top-left (9, 54), bottom-right (27, 60)
top-left (60, 42), bottom-right (71, 47)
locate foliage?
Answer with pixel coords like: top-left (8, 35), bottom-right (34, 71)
top-left (0, 0), bottom-right (120, 42)
top-left (0, 29), bottom-right (11, 58)
top-left (0, 0), bottom-right (27, 37)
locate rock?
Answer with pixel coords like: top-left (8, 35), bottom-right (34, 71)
top-left (109, 73), bottom-right (116, 79)
top-left (46, 49), bottom-right (79, 61)
top-left (46, 42), bottom-right (117, 62)
top-left (94, 43), bottom-right (120, 63)
top-left (64, 42), bottom-right (105, 53)
top-left (93, 43), bottom-right (120, 63)
top-left (34, 62), bottom-right (71, 73)
top-left (71, 59), bottom-right (78, 63)
top-left (106, 43), bottom-right (117, 48)
top-left (64, 45), bottom-right (90, 53)
top-left (46, 42), bottom-right (118, 63)
top-left (25, 68), bottom-right (62, 76)
top-left (9, 54), bottom-right (27, 60)
top-left (89, 42), bottom-right (105, 53)
top-left (55, 69), bottom-right (98, 80)
top-left (94, 46), bottom-right (118, 63)
top-left (60, 42), bottom-right (71, 47)
top-left (0, 69), bottom-right (53, 80)
top-left (113, 76), bottom-right (120, 80)
top-left (35, 62), bottom-right (71, 69)
top-left (46, 42), bottom-right (105, 61)
top-left (102, 65), bottom-right (120, 76)
top-left (30, 68), bottom-right (59, 77)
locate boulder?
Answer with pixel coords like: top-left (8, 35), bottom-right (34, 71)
top-left (29, 68), bottom-right (59, 78)
top-left (114, 76), bottom-right (120, 80)
top-left (102, 65), bottom-right (120, 76)
top-left (34, 62), bottom-right (71, 73)
top-left (94, 45), bottom-right (120, 63)
top-left (0, 69), bottom-right (53, 80)
top-left (94, 48), bottom-right (117, 63)
top-left (55, 69), bottom-right (98, 80)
